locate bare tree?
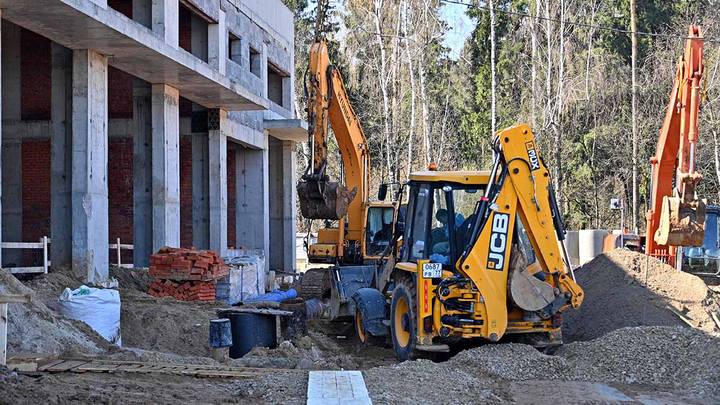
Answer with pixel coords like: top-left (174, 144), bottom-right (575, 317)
top-left (489, 0), bottom-right (497, 134)
top-left (630, 0), bottom-right (639, 232)
top-left (372, 0), bottom-right (392, 183)
top-left (403, 0), bottom-right (417, 179)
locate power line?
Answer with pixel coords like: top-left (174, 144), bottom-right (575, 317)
top-left (440, 0), bottom-right (720, 44)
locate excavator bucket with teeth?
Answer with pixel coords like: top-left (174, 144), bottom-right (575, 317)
top-left (654, 195), bottom-right (706, 247)
top-left (297, 179), bottom-right (356, 220)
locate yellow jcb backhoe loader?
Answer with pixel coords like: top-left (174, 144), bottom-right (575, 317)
top-left (352, 124), bottom-right (584, 360)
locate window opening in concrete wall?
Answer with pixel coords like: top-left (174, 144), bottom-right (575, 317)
top-left (267, 62), bottom-right (289, 108)
top-left (249, 47), bottom-right (261, 77)
top-left (228, 33), bottom-right (242, 65)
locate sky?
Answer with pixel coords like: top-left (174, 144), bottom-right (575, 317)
top-left (310, 1), bottom-right (475, 61)
top-left (439, 2), bottom-right (475, 59)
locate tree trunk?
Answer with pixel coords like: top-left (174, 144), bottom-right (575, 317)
top-left (714, 128), bottom-right (720, 202)
top-left (373, 0), bottom-right (392, 184)
top-left (530, 0), bottom-right (539, 129)
top-left (403, 0), bottom-right (417, 179)
top-left (553, 0), bottom-right (565, 205)
top-left (543, 0), bottom-right (553, 141)
top-left (630, 0), bottom-right (639, 233)
top-left (489, 0), bottom-right (497, 135)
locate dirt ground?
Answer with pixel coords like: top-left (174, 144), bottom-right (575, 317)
top-left (2, 250), bottom-right (720, 404)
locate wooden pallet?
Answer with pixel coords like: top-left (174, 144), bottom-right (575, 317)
top-left (7, 357), bottom-right (289, 379)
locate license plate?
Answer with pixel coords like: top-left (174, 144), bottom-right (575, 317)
top-left (422, 262), bottom-right (442, 278)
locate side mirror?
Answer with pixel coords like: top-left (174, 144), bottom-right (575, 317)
top-left (378, 184), bottom-right (388, 201)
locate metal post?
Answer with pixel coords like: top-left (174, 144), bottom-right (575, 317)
top-left (620, 201), bottom-right (625, 248)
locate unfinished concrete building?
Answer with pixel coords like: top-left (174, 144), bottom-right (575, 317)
top-left (0, 0), bottom-right (305, 282)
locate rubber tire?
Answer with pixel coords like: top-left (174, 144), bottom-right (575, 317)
top-left (390, 275), bottom-right (418, 361)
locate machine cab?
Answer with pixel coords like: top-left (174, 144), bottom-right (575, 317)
top-left (363, 203), bottom-right (397, 258)
top-left (398, 172), bottom-right (491, 269)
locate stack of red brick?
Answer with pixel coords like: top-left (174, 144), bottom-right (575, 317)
top-left (147, 247), bottom-right (229, 302)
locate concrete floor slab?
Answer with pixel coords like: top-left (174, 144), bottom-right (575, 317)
top-left (307, 370), bottom-right (372, 405)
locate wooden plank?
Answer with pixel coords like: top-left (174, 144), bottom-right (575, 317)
top-left (37, 359), bottom-right (67, 371)
top-left (1, 242), bottom-right (44, 249)
top-left (75, 363), bottom-right (121, 372)
top-left (45, 360), bottom-right (89, 372)
top-left (0, 294), bottom-right (32, 304)
top-left (7, 267), bottom-right (46, 274)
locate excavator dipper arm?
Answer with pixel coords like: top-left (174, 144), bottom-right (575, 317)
top-left (457, 124), bottom-right (583, 340)
top-left (298, 39), bottom-right (369, 239)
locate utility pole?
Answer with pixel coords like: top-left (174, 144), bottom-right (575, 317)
top-left (630, 0), bottom-right (639, 233)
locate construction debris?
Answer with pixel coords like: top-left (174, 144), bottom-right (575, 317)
top-left (148, 280), bottom-right (217, 302)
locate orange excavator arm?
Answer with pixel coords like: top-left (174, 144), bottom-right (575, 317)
top-left (645, 25), bottom-right (706, 261)
top-left (298, 38), bottom-right (370, 241)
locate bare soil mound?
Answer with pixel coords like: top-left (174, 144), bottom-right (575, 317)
top-left (563, 249), bottom-right (719, 341)
top-left (0, 269), bottom-right (108, 357)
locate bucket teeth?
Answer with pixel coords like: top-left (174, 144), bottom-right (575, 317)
top-left (654, 196), bottom-right (706, 246)
top-left (297, 180), bottom-right (357, 220)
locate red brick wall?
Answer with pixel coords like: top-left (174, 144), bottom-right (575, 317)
top-left (227, 143), bottom-right (236, 249)
top-left (108, 139), bottom-right (134, 243)
top-left (22, 140), bottom-right (51, 243)
top-left (180, 137), bottom-right (194, 248)
top-left (21, 29), bottom-right (51, 121)
top-left (108, 67), bottom-right (134, 119)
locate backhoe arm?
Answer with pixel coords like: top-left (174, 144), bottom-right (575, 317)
top-left (458, 124), bottom-right (583, 340)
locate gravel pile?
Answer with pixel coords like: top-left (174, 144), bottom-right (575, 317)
top-left (438, 326), bottom-right (720, 398)
top-left (563, 249), bottom-right (719, 341)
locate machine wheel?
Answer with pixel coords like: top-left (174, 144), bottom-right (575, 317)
top-left (354, 307), bottom-right (370, 344)
top-left (390, 275), bottom-right (417, 361)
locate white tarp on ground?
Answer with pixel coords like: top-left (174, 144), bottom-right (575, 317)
top-left (58, 285), bottom-right (122, 345)
top-left (217, 249), bottom-right (267, 305)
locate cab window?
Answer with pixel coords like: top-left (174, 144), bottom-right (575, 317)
top-left (406, 184), bottom-right (431, 262)
top-left (365, 206), bottom-right (395, 256)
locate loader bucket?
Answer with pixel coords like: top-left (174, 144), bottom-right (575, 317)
top-left (654, 195), bottom-right (706, 246)
top-left (297, 179), bottom-right (356, 220)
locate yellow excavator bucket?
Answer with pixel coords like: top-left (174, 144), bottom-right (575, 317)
top-left (297, 179), bottom-right (356, 220)
top-left (654, 195), bottom-right (706, 246)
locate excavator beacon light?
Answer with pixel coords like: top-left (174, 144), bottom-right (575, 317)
top-left (428, 162), bottom-right (438, 171)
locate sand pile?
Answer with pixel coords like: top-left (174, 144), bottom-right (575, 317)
top-left (563, 249), bottom-right (719, 341)
top-left (0, 269), bottom-right (108, 357)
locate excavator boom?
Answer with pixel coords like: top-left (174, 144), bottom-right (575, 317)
top-left (646, 25), bottom-right (706, 261)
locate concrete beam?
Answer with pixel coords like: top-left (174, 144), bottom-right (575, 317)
top-left (151, 84), bottom-right (181, 251)
top-left (133, 81), bottom-right (153, 267)
top-left (152, 0), bottom-right (179, 47)
top-left (236, 142), bottom-right (269, 270)
top-left (1, 21), bottom-right (20, 266)
top-left (192, 132), bottom-right (209, 249)
top-left (208, 8), bottom-right (227, 75)
top-left (71, 49), bottom-right (109, 283)
top-left (264, 119), bottom-right (308, 142)
top-left (0, 0), bottom-right (268, 111)
top-left (208, 109), bottom-right (227, 256)
top-left (50, 43), bottom-right (73, 268)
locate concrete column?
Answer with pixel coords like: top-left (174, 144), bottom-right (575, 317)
top-left (151, 84), bottom-right (180, 251)
top-left (236, 142), bottom-right (269, 270)
top-left (191, 132), bottom-right (209, 249)
top-left (208, 109), bottom-right (227, 256)
top-left (50, 43), bottom-right (73, 268)
top-left (208, 8), bottom-right (227, 75)
top-left (133, 81), bottom-right (152, 266)
top-left (72, 50), bottom-right (109, 283)
top-left (0, 13), bottom-right (4, 266)
top-left (133, 0), bottom-right (152, 29)
top-left (1, 21), bottom-right (20, 266)
top-left (268, 137), bottom-right (296, 273)
top-left (152, 0), bottom-right (179, 46)
top-left (260, 44), bottom-right (268, 98)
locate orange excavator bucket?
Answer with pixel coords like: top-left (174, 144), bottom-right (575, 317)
top-left (297, 178), bottom-right (356, 220)
top-left (654, 195), bottom-right (706, 247)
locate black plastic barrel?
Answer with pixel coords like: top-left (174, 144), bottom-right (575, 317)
top-left (219, 311), bottom-right (276, 358)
